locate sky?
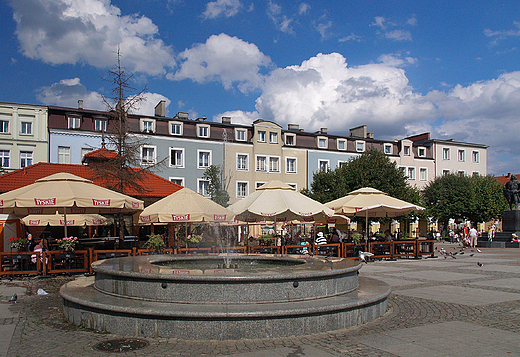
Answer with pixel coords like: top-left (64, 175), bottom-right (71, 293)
top-left (1, 0), bottom-right (520, 176)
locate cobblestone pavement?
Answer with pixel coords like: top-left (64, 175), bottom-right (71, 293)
top-left (3, 244), bottom-right (520, 356)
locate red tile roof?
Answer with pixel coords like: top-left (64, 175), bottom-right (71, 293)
top-left (495, 174), bottom-right (520, 185)
top-left (83, 148), bottom-right (119, 160)
top-left (0, 162), bottom-right (182, 198)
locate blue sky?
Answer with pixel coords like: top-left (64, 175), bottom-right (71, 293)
top-left (1, 0), bottom-right (520, 175)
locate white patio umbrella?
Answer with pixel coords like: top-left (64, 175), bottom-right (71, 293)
top-left (228, 180), bottom-right (335, 223)
top-left (325, 187), bottom-right (425, 237)
top-left (0, 172), bottom-right (143, 237)
top-left (138, 187), bottom-right (235, 224)
top-left (22, 212), bottom-right (108, 227)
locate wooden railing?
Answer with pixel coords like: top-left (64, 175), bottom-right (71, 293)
top-left (0, 240), bottom-right (435, 276)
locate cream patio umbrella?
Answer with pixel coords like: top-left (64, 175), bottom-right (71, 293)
top-left (21, 212), bottom-right (108, 227)
top-left (325, 187), bottom-right (424, 238)
top-left (0, 172), bottom-right (143, 237)
top-left (138, 187), bottom-right (235, 224)
top-left (228, 180), bottom-right (335, 223)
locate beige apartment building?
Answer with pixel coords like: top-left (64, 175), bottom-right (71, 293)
top-left (0, 102), bottom-right (48, 172)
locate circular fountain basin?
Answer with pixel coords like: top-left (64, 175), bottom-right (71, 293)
top-left (61, 254), bottom-right (390, 340)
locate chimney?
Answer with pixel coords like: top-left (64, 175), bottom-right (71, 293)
top-left (154, 100), bottom-right (166, 117)
top-left (222, 116), bottom-right (231, 124)
top-left (320, 127), bottom-right (327, 134)
top-left (367, 132), bottom-right (374, 139)
top-left (350, 125), bottom-right (367, 138)
top-left (78, 100), bottom-right (83, 109)
top-left (288, 124), bottom-right (299, 130)
top-left (177, 112), bottom-right (189, 119)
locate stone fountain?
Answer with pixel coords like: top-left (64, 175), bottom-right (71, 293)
top-left (61, 254), bottom-right (390, 340)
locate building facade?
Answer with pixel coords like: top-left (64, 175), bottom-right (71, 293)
top-left (0, 102), bottom-right (48, 173)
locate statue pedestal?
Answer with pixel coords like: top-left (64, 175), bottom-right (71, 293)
top-left (502, 210), bottom-right (520, 233)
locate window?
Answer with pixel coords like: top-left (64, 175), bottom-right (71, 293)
top-left (141, 146), bottom-right (156, 165)
top-left (319, 160), bottom-right (329, 172)
top-left (285, 134), bottom-right (295, 146)
top-left (68, 116), bottom-right (80, 129)
top-left (0, 120), bottom-right (9, 133)
top-left (257, 130), bottom-right (266, 142)
top-left (407, 167), bottom-right (416, 180)
top-left (198, 179), bottom-right (209, 196)
top-left (458, 149), bottom-right (465, 162)
top-left (237, 181), bottom-right (249, 198)
top-left (169, 177), bottom-right (185, 186)
top-left (269, 132), bottom-right (278, 143)
top-left (442, 148), bottom-right (450, 160)
top-left (403, 145), bottom-right (411, 156)
top-left (237, 154), bottom-right (248, 171)
top-left (419, 168), bottom-right (427, 181)
top-left (256, 181), bottom-right (266, 189)
top-left (338, 160), bottom-right (346, 168)
top-left (58, 146), bottom-right (70, 164)
top-left (20, 151), bottom-right (33, 168)
top-left (21, 122), bottom-right (32, 135)
top-left (0, 150), bottom-right (10, 168)
top-left (170, 148), bottom-right (184, 168)
top-left (337, 139), bottom-right (346, 150)
top-left (472, 151), bottom-right (480, 163)
top-left (443, 169), bottom-right (450, 176)
top-left (356, 141), bottom-right (365, 152)
top-left (286, 157), bottom-right (297, 173)
top-left (287, 183), bottom-right (297, 190)
top-left (235, 129), bottom-right (246, 141)
top-left (169, 121), bottom-right (183, 136)
top-left (81, 147), bottom-right (93, 160)
top-left (256, 156), bottom-right (267, 171)
top-left (458, 170), bottom-right (465, 176)
top-left (384, 144), bottom-right (392, 155)
top-left (317, 136), bottom-right (327, 149)
top-left (418, 147), bottom-right (426, 157)
top-left (95, 119), bottom-right (107, 132)
top-left (269, 157), bottom-right (280, 172)
top-left (198, 150), bottom-right (211, 169)
top-left (142, 120), bottom-right (154, 133)
top-left (197, 124), bottom-right (210, 138)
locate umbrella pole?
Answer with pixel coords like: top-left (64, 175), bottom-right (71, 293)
top-left (63, 207), bottom-right (68, 238)
top-left (365, 210), bottom-right (368, 244)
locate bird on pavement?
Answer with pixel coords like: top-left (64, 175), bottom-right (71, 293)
top-left (359, 251), bottom-right (374, 264)
top-left (477, 262), bottom-right (483, 267)
top-left (9, 294), bottom-right (17, 304)
top-left (477, 249), bottom-right (482, 253)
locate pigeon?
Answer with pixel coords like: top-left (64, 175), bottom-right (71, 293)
top-left (477, 262), bottom-right (483, 267)
top-left (459, 252), bottom-right (465, 255)
top-left (469, 254), bottom-right (474, 257)
top-left (359, 251), bottom-right (374, 264)
top-left (9, 294), bottom-right (17, 304)
top-left (477, 249), bottom-right (482, 253)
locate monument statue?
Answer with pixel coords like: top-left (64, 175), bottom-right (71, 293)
top-left (503, 175), bottom-right (520, 210)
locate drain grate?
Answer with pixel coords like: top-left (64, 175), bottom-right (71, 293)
top-left (93, 338), bottom-right (149, 353)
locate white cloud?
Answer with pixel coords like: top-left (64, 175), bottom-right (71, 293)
top-left (171, 34), bottom-right (272, 93)
top-left (385, 30), bottom-right (412, 42)
top-left (299, 3), bottom-right (310, 15)
top-left (407, 14), bottom-right (417, 26)
top-left (315, 20), bottom-right (333, 40)
top-left (267, 1), bottom-right (293, 34)
top-left (202, 0), bottom-right (243, 19)
top-left (211, 109), bottom-right (259, 125)
top-left (339, 33), bottom-right (363, 42)
top-left (10, 0), bottom-right (175, 75)
top-left (37, 78), bottom-right (170, 116)
top-left (378, 53), bottom-right (417, 67)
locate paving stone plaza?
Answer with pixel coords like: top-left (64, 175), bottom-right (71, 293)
top-left (2, 244), bottom-right (520, 357)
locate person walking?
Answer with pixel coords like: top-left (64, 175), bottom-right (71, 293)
top-left (469, 226), bottom-right (478, 248)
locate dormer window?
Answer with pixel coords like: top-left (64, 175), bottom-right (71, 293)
top-left (169, 121), bottom-right (183, 136)
top-left (317, 136), bottom-right (328, 149)
top-left (197, 124), bottom-right (210, 138)
top-left (418, 147), bottom-right (426, 157)
top-left (403, 145), bottom-right (411, 156)
top-left (68, 116), bottom-right (81, 129)
top-left (337, 139), bottom-right (346, 151)
top-left (257, 131), bottom-right (266, 142)
top-left (384, 144), bottom-right (392, 154)
top-left (356, 141), bottom-right (365, 152)
top-left (95, 119), bottom-right (107, 132)
top-left (141, 119), bottom-right (155, 133)
top-left (285, 133), bottom-right (296, 146)
top-left (235, 129), bottom-right (247, 141)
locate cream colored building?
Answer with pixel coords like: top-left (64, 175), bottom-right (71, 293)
top-left (0, 102), bottom-right (48, 172)
top-left (225, 120), bottom-right (308, 205)
top-left (391, 138), bottom-right (436, 190)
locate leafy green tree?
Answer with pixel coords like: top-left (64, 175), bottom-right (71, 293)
top-left (202, 165), bottom-right (230, 207)
top-left (300, 168), bottom-right (347, 203)
top-left (422, 173), bottom-right (507, 229)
